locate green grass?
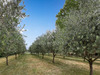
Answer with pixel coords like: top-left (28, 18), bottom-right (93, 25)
top-left (0, 54), bottom-right (100, 75)
top-left (36, 55), bottom-right (100, 75)
top-left (55, 55), bottom-right (100, 65)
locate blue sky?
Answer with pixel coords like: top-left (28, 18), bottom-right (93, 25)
top-left (20, 0), bottom-right (65, 49)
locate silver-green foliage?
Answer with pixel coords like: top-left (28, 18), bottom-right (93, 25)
top-left (0, 0), bottom-right (27, 65)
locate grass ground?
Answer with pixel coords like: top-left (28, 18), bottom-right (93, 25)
top-left (0, 54), bottom-right (100, 75)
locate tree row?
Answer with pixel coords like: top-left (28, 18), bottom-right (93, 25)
top-left (29, 0), bottom-right (100, 75)
top-left (0, 0), bottom-right (27, 65)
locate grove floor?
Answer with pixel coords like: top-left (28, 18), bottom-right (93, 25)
top-left (0, 54), bottom-right (100, 75)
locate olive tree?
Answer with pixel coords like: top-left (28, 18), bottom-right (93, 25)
top-left (59, 0), bottom-right (100, 75)
top-left (0, 0), bottom-right (27, 65)
top-left (47, 30), bottom-right (59, 63)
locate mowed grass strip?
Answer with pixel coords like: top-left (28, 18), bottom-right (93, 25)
top-left (0, 55), bottom-right (15, 64)
top-left (56, 55), bottom-right (100, 65)
top-left (0, 54), bottom-right (100, 75)
top-left (36, 55), bottom-right (100, 75)
top-left (0, 54), bottom-right (62, 75)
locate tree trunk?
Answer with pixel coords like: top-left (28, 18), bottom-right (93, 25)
top-left (89, 61), bottom-right (93, 75)
top-left (42, 54), bottom-right (44, 59)
top-left (84, 56), bottom-right (86, 61)
top-left (52, 53), bottom-right (55, 63)
top-left (63, 56), bottom-right (65, 59)
top-left (6, 56), bottom-right (8, 66)
top-left (15, 54), bottom-right (17, 59)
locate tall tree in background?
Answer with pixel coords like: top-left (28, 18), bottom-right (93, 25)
top-left (56, 0), bottom-right (79, 28)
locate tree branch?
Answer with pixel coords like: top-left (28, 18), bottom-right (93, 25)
top-left (93, 56), bottom-right (100, 62)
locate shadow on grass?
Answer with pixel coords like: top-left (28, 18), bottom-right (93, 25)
top-left (0, 55), bottom-right (25, 74)
top-left (55, 56), bottom-right (100, 66)
top-left (32, 55), bottom-right (93, 75)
